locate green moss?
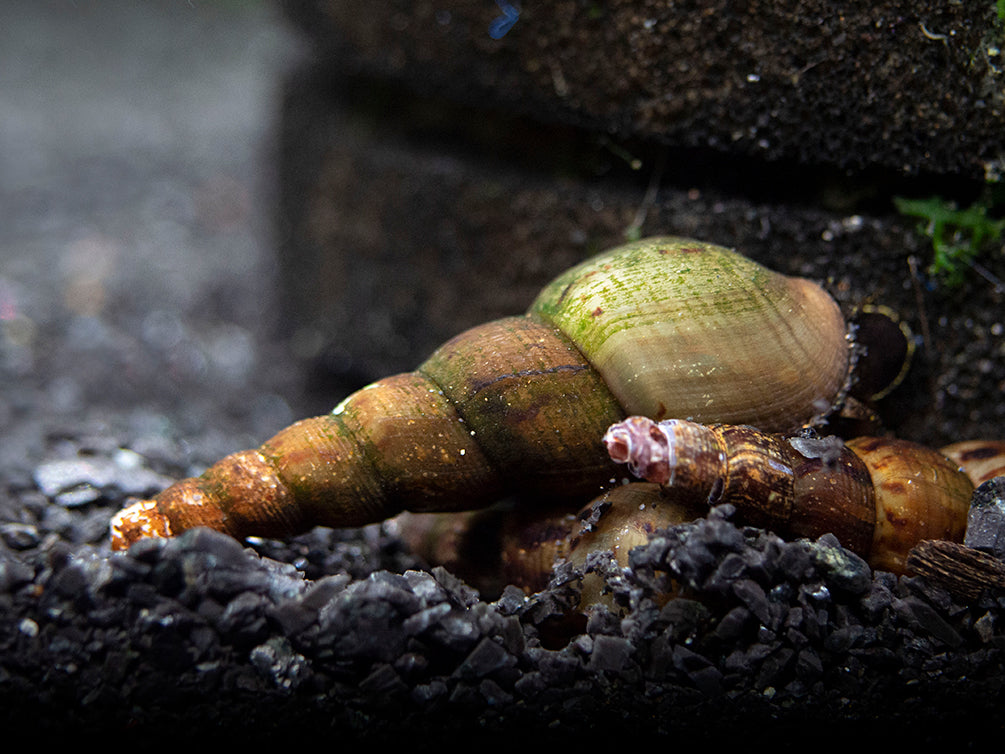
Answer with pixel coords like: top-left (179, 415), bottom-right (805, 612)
top-left (894, 187), bottom-right (1004, 288)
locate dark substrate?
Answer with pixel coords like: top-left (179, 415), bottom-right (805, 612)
top-left (3, 435), bottom-right (1005, 746)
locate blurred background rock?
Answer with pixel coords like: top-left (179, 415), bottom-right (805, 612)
top-left (0, 1), bottom-right (306, 474)
top-left (278, 0), bottom-right (1004, 445)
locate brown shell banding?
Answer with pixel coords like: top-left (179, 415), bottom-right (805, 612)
top-left (846, 436), bottom-right (971, 574)
top-left (108, 237), bottom-right (888, 553)
top-left (603, 417), bottom-right (974, 574)
top-left (940, 440), bottom-right (1005, 487)
top-left (420, 317), bottom-right (624, 500)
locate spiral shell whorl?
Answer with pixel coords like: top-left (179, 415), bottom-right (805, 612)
top-left (604, 417), bottom-right (974, 574)
top-left (109, 236), bottom-right (871, 552)
top-left (418, 316), bottom-right (625, 498)
top-left (603, 416), bottom-right (726, 498)
top-left (532, 237), bottom-right (850, 432)
top-left (110, 316), bottom-right (625, 551)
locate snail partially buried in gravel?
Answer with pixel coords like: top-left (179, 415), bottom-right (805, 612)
top-left (601, 417), bottom-right (981, 575)
top-left (110, 236), bottom-right (946, 586)
top-left (393, 421), bottom-right (1000, 599)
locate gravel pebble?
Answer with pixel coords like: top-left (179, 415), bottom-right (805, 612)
top-left (9, 465), bottom-right (1003, 746)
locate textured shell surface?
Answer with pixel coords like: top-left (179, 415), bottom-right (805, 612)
top-left (602, 416), bottom-right (975, 575)
top-left (530, 236), bottom-right (849, 432)
top-left (940, 440), bottom-right (1005, 487)
top-left (110, 236), bottom-right (862, 553)
top-left (846, 436), bottom-right (972, 574)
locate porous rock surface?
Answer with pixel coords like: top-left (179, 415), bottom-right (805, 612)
top-left (283, 0), bottom-right (1004, 180)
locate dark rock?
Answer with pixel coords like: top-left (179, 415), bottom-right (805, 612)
top-left (713, 605), bottom-right (752, 642)
top-left (33, 453), bottom-right (173, 508)
top-left (587, 634), bottom-right (633, 673)
top-left (732, 578), bottom-right (771, 624)
top-left (454, 636), bottom-right (514, 680)
top-left (965, 477), bottom-right (1005, 557)
top-left (0, 523), bottom-right (41, 550)
top-left (811, 533), bottom-right (874, 594)
top-left (893, 595), bottom-right (964, 648)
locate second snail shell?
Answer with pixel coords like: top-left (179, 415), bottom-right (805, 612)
top-left (940, 440), bottom-right (1005, 486)
top-left (422, 421), bottom-right (990, 597)
top-left (601, 418), bottom-right (974, 576)
top-left (417, 422), bottom-right (987, 601)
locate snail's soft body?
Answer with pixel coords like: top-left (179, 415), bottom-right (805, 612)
top-left (110, 237), bottom-right (888, 552)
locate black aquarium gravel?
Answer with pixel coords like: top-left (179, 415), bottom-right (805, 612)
top-left (3, 447), bottom-right (1005, 746)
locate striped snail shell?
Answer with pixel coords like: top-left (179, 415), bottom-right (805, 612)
top-left (401, 430), bottom-right (1005, 597)
top-left (602, 417), bottom-right (974, 575)
top-left (940, 440), bottom-right (1005, 487)
top-left (110, 236), bottom-right (900, 551)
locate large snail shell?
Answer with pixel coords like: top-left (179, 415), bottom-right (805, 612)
top-left (530, 237), bottom-right (850, 431)
top-left (110, 237), bottom-right (875, 551)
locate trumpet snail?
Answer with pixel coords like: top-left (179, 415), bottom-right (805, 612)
top-left (602, 417), bottom-right (978, 575)
top-left (395, 426), bottom-right (998, 599)
top-left (110, 236), bottom-right (906, 554)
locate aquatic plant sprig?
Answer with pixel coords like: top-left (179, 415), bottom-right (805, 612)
top-left (894, 191), bottom-right (1004, 288)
